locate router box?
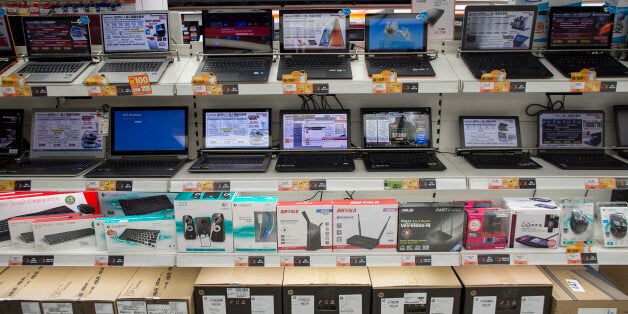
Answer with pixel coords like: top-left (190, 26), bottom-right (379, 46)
top-left (502, 197), bottom-right (561, 249)
top-left (277, 200), bottom-right (333, 253)
top-left (398, 202), bottom-right (465, 252)
top-left (332, 199), bottom-right (398, 252)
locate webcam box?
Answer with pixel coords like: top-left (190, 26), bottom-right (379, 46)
top-left (277, 201), bottom-right (333, 253)
top-left (174, 192), bottom-right (236, 253)
top-left (596, 202), bottom-right (628, 247)
top-left (398, 202), bottom-right (464, 252)
top-left (32, 215), bottom-right (103, 251)
top-left (502, 197), bottom-right (561, 249)
top-left (332, 199), bottom-right (398, 252)
top-left (232, 196), bottom-right (278, 253)
top-left (464, 207), bottom-right (509, 250)
top-left (103, 215), bottom-right (176, 253)
top-left (8, 212), bottom-right (81, 249)
top-left (559, 200), bottom-right (595, 246)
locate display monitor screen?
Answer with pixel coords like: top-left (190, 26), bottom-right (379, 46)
top-left (362, 108), bottom-right (431, 148)
top-left (548, 8), bottom-right (613, 49)
top-left (0, 110), bottom-right (22, 156)
top-left (280, 10), bottom-right (349, 52)
top-left (462, 7), bottom-right (536, 50)
top-left (616, 107), bottom-right (628, 147)
top-left (102, 13), bottom-right (169, 53)
top-left (366, 14), bottom-right (427, 52)
top-left (461, 117), bottom-right (521, 148)
top-left (538, 111), bottom-right (605, 148)
top-left (204, 109), bottom-right (271, 149)
top-left (281, 110), bottom-right (350, 149)
top-left (23, 16), bottom-right (91, 56)
top-left (202, 10), bottom-right (273, 53)
top-left (111, 107), bottom-right (187, 154)
top-left (31, 111), bottom-right (102, 152)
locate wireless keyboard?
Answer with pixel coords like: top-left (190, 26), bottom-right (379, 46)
top-left (0, 205), bottom-right (75, 242)
top-left (118, 194), bottom-right (174, 216)
top-left (43, 227), bottom-right (95, 245)
top-left (118, 228), bottom-right (160, 247)
top-left (20, 232), bottom-right (34, 243)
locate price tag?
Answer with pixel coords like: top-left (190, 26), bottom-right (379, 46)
top-left (281, 256), bottom-right (311, 267)
top-left (0, 180), bottom-right (31, 191)
top-left (349, 255), bottom-right (367, 266)
top-left (312, 83), bottom-right (329, 94)
top-left (22, 255), bottom-right (54, 265)
top-left (580, 253), bottom-right (598, 264)
top-left (181, 180), bottom-right (231, 192)
top-left (372, 70), bottom-right (401, 94)
top-left (128, 74), bottom-right (152, 95)
top-left (477, 254), bottom-right (510, 265)
top-left (414, 255), bottom-right (432, 266)
top-left (278, 179), bottom-right (326, 191)
top-left (336, 256), bottom-right (350, 266)
top-left (584, 178), bottom-right (617, 189)
top-left (85, 180), bottom-right (133, 191)
top-left (1, 74), bottom-right (32, 97)
top-left (488, 178), bottom-right (536, 190)
top-left (234, 256), bottom-right (265, 266)
top-left (462, 254), bottom-right (479, 266)
top-left (94, 255), bottom-right (108, 266)
top-left (282, 71), bottom-right (312, 95)
top-left (512, 254), bottom-right (529, 265)
top-left (600, 81), bottom-right (617, 92)
top-left (616, 178), bottom-right (628, 189)
top-left (95, 255), bottom-right (125, 267)
top-left (566, 253), bottom-right (582, 264)
top-left (570, 69), bottom-right (600, 92)
top-left (384, 178), bottom-right (436, 190)
top-left (401, 82), bottom-right (419, 93)
top-left (8, 255), bottom-right (23, 266)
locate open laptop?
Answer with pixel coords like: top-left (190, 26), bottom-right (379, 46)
top-left (544, 6), bottom-right (628, 78)
top-left (93, 12), bottom-right (172, 84)
top-left (537, 110), bottom-right (627, 170)
top-left (0, 15), bottom-right (17, 74)
top-left (188, 108), bottom-right (272, 172)
top-left (15, 16), bottom-right (92, 83)
top-left (0, 109), bottom-right (104, 176)
top-left (195, 10), bottom-right (274, 83)
top-left (277, 9), bottom-right (353, 80)
top-left (0, 109), bottom-right (23, 169)
top-left (84, 106), bottom-right (188, 178)
top-left (276, 110), bottom-right (355, 172)
top-left (458, 116), bottom-right (541, 169)
top-left (614, 105), bottom-right (628, 160)
top-left (364, 13), bottom-right (435, 77)
top-left (460, 5), bottom-right (553, 79)
top-left (361, 107), bottom-right (445, 171)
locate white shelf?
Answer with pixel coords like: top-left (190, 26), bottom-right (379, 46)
top-left (0, 247), bottom-right (176, 267)
top-left (461, 246), bottom-right (628, 266)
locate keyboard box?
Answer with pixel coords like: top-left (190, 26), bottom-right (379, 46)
top-left (277, 201), bottom-right (333, 253)
top-left (232, 196), bottom-right (278, 253)
top-left (98, 191), bottom-right (178, 217)
top-left (332, 199), bottom-right (398, 252)
top-left (397, 202), bottom-right (464, 252)
top-left (559, 200), bottom-right (594, 246)
top-left (32, 215), bottom-right (103, 251)
top-left (94, 212), bottom-right (172, 251)
top-left (502, 197), bottom-right (562, 249)
top-left (174, 192), bottom-right (236, 253)
top-left (464, 207), bottom-right (509, 250)
top-left (103, 216), bottom-right (176, 253)
top-left (596, 202), bottom-right (628, 248)
top-left (8, 212), bottom-right (81, 249)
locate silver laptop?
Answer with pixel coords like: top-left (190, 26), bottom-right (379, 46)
top-left (92, 12), bottom-right (172, 84)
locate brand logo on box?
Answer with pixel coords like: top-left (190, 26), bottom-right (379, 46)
top-left (280, 209), bottom-right (300, 214)
top-left (400, 208), bottom-right (415, 213)
top-left (65, 195), bottom-right (76, 205)
top-left (336, 208), bottom-right (357, 213)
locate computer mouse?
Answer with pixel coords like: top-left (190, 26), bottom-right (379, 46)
top-left (610, 213), bottom-right (627, 238)
top-left (77, 204), bottom-right (96, 215)
top-left (569, 209), bottom-right (589, 234)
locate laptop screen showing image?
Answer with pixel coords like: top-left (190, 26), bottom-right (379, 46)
top-left (281, 110), bottom-right (350, 150)
top-left (538, 111), bottom-right (605, 148)
top-left (462, 6), bottom-right (536, 51)
top-left (0, 110), bottom-right (22, 157)
top-left (365, 14), bottom-right (427, 52)
top-left (203, 109), bottom-right (271, 149)
top-left (31, 110), bottom-right (102, 153)
top-left (547, 7), bottom-right (613, 49)
top-left (0, 16), bottom-right (15, 56)
top-left (362, 108), bottom-right (432, 148)
top-left (23, 16), bottom-right (91, 57)
top-left (202, 10), bottom-right (273, 54)
top-left (460, 117), bottom-right (521, 149)
top-left (101, 13), bottom-right (169, 53)
top-left (280, 10), bottom-right (350, 53)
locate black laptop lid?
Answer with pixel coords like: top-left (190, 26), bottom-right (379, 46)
top-left (547, 6), bottom-right (614, 50)
top-left (537, 110), bottom-right (605, 150)
top-left (279, 9), bottom-right (350, 53)
top-left (461, 5), bottom-right (537, 51)
top-left (101, 12), bottom-right (170, 54)
top-left (203, 109), bottom-right (271, 150)
top-left (0, 15), bottom-right (16, 59)
top-left (22, 16), bottom-right (92, 58)
top-left (362, 107), bottom-right (432, 149)
top-left (460, 116), bottom-right (522, 150)
top-left (280, 110), bottom-right (350, 150)
top-left (614, 105), bottom-right (628, 148)
top-left (202, 10), bottom-right (273, 54)
top-left (0, 109), bottom-right (23, 158)
top-left (364, 13), bottom-right (428, 53)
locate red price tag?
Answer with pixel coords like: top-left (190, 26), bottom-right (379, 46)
top-left (128, 74), bottom-right (152, 95)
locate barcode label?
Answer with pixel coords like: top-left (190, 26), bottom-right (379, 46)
top-left (42, 302), bottom-right (73, 314)
top-left (291, 295), bottom-right (314, 314)
top-left (227, 287), bottom-right (251, 299)
top-left (202, 296), bottom-right (226, 314)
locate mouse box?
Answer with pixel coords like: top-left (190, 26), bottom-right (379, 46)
top-left (232, 196), bottom-right (278, 253)
top-left (596, 202), bottom-right (628, 247)
top-left (332, 199), bottom-right (398, 252)
top-left (277, 201), bottom-right (333, 253)
top-left (559, 201), bottom-right (594, 246)
top-left (502, 197), bottom-right (561, 249)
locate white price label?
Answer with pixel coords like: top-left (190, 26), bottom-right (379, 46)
top-left (282, 84), bottom-right (297, 93)
top-left (42, 302), bottom-right (73, 314)
top-left (251, 295), bottom-right (274, 314)
top-left (94, 303), bottom-right (115, 314)
top-left (430, 297), bottom-right (454, 314)
top-left (146, 302), bottom-right (187, 314)
top-left (381, 298), bottom-right (404, 314)
top-left (227, 288), bottom-right (251, 299)
top-left (202, 296), bottom-right (226, 314)
top-left (578, 309), bottom-right (618, 314)
top-left (117, 301), bottom-right (147, 314)
top-left (373, 83), bottom-right (387, 92)
top-left (472, 296), bottom-right (496, 314)
top-left (339, 294), bottom-right (362, 314)
top-left (192, 84), bottom-right (208, 94)
top-left (291, 295), bottom-right (314, 314)
top-left (21, 302), bottom-right (42, 314)
top-left (462, 254), bottom-right (478, 265)
top-left (404, 293), bottom-right (427, 305)
top-left (521, 296), bottom-right (545, 314)
top-left (566, 279), bottom-right (586, 292)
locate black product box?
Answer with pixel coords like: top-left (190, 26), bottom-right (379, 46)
top-left (398, 202), bottom-right (465, 252)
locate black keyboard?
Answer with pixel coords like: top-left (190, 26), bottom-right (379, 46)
top-left (283, 56), bottom-right (348, 70)
top-left (118, 228), bottom-right (160, 247)
top-left (462, 53), bottom-right (553, 79)
top-left (364, 153), bottom-right (446, 171)
top-left (367, 56), bottom-right (432, 70)
top-left (105, 159), bottom-right (182, 168)
top-left (44, 227), bottom-right (95, 245)
top-left (276, 153), bottom-right (355, 172)
top-left (17, 62), bottom-right (83, 73)
top-left (544, 52), bottom-right (628, 77)
top-left (202, 58), bottom-right (270, 72)
top-left (118, 194), bottom-right (174, 216)
top-left (464, 154), bottom-right (542, 169)
top-left (99, 61), bottom-right (163, 73)
top-left (540, 153), bottom-right (628, 170)
top-left (0, 205), bottom-right (75, 242)
top-left (202, 155), bottom-right (267, 165)
top-left (20, 232), bottom-right (34, 243)
top-left (11, 159), bottom-right (96, 169)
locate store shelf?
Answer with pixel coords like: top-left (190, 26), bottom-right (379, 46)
top-left (0, 247), bottom-right (176, 267)
top-left (84, 178), bottom-right (169, 192)
top-left (461, 246), bottom-right (628, 266)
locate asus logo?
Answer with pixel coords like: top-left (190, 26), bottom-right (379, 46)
top-left (401, 208), bottom-right (414, 213)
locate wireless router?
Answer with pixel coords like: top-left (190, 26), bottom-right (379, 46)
top-left (346, 215), bottom-right (391, 250)
top-left (302, 211), bottom-right (322, 251)
top-left (427, 212), bottom-right (454, 242)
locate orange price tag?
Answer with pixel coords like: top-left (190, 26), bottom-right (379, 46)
top-left (128, 74), bottom-right (152, 95)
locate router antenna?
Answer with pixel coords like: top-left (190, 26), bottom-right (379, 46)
top-left (357, 214), bottom-right (362, 236)
top-left (302, 211), bottom-right (311, 223)
top-left (377, 216), bottom-right (391, 240)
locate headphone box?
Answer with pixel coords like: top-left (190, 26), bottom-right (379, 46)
top-left (232, 196), bottom-right (278, 253)
top-left (502, 197), bottom-right (561, 249)
top-left (277, 201), bottom-right (333, 253)
top-left (464, 207), bottom-right (509, 250)
top-left (398, 202), bottom-right (464, 252)
top-left (332, 199), bottom-right (398, 252)
top-left (559, 200), bottom-right (594, 246)
top-left (596, 202), bottom-right (628, 247)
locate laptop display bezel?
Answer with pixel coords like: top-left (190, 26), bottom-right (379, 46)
top-left (537, 110), bottom-right (606, 150)
top-left (202, 108), bottom-right (272, 150)
top-left (0, 15), bottom-right (17, 60)
top-left (279, 9), bottom-right (351, 54)
top-left (614, 105), bottom-right (628, 148)
top-left (0, 109), bottom-right (23, 158)
top-left (461, 5), bottom-right (538, 52)
top-left (459, 115), bottom-right (523, 150)
top-left (100, 11), bottom-right (170, 54)
top-left (547, 6), bottom-right (614, 50)
top-left (361, 107), bottom-right (433, 149)
top-left (279, 109), bottom-right (351, 151)
top-left (22, 15), bottom-right (92, 58)
top-left (364, 13), bottom-right (428, 53)
top-left (201, 9), bottom-right (274, 55)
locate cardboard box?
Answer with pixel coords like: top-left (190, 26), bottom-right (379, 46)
top-left (333, 199), bottom-right (398, 252)
top-left (148, 267), bottom-right (200, 314)
top-left (464, 207), bottom-right (509, 250)
top-left (103, 215), bottom-right (176, 253)
top-left (369, 266), bottom-right (462, 314)
top-left (116, 267), bottom-right (173, 313)
top-left (277, 201), bottom-right (333, 252)
top-left (0, 266), bottom-right (46, 313)
top-left (596, 202), bottom-right (628, 247)
top-left (8, 212), bottom-right (81, 249)
top-left (502, 197), bottom-right (561, 249)
top-left (75, 267), bottom-right (139, 314)
top-left (194, 267), bottom-right (284, 314)
top-left (398, 202), bottom-right (464, 252)
top-left (538, 265), bottom-right (628, 314)
top-left (598, 266), bottom-right (628, 295)
top-left (40, 267), bottom-right (104, 313)
top-left (98, 192), bottom-right (178, 217)
top-left (2, 266), bottom-right (75, 314)
top-left (232, 196), bottom-right (278, 253)
top-left (559, 201), bottom-right (594, 246)
top-left (174, 192), bottom-right (236, 253)
top-left (283, 267), bottom-right (371, 314)
top-left (32, 215), bottom-right (103, 251)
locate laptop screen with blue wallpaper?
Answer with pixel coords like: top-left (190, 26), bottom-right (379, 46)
top-left (366, 14), bottom-right (427, 52)
top-left (110, 107), bottom-right (188, 155)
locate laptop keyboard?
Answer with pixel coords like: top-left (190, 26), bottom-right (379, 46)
top-left (364, 153), bottom-right (445, 170)
top-left (99, 61), bottom-right (163, 73)
top-left (0, 205), bottom-right (75, 242)
top-left (17, 62), bottom-right (83, 73)
top-left (544, 52), bottom-right (628, 77)
top-left (201, 155), bottom-right (267, 165)
top-left (465, 154), bottom-right (541, 169)
top-left (118, 194), bottom-right (174, 216)
top-left (368, 56), bottom-right (432, 70)
top-left (276, 153), bottom-right (355, 172)
top-left (540, 153), bottom-right (628, 169)
top-left (44, 227), bottom-right (95, 245)
top-left (118, 228), bottom-right (160, 247)
top-left (11, 159), bottom-right (96, 169)
top-left (105, 159), bottom-right (181, 168)
top-left (202, 58), bottom-right (270, 72)
top-left (283, 56), bottom-right (348, 70)
top-left (462, 53), bottom-right (552, 79)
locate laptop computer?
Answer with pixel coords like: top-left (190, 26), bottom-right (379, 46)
top-left (537, 110), bottom-right (628, 170)
top-left (277, 9), bottom-right (353, 80)
top-left (364, 13), bottom-right (435, 77)
top-left (458, 116), bottom-right (541, 169)
top-left (14, 16), bottom-right (92, 83)
top-left (614, 105), bottom-right (628, 160)
top-left (0, 109), bottom-right (23, 169)
top-left (276, 110), bottom-right (355, 172)
top-left (93, 12), bottom-right (172, 84)
top-left (0, 109), bottom-right (104, 176)
top-left (195, 10), bottom-right (274, 83)
top-left (361, 107), bottom-right (446, 171)
top-left (544, 6), bottom-right (628, 78)
top-left (84, 106), bottom-right (188, 178)
top-left (0, 15), bottom-right (18, 74)
top-left (188, 108), bottom-right (272, 172)
top-left (460, 5), bottom-right (553, 79)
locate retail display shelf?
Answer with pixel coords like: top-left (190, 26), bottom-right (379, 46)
top-left (0, 177), bottom-right (169, 192)
top-left (0, 247), bottom-right (176, 267)
top-left (460, 246), bottom-right (628, 266)
top-left (83, 178), bottom-right (169, 192)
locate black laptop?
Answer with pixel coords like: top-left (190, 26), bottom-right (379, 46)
top-left (0, 109), bottom-right (23, 169)
top-left (84, 107), bottom-right (189, 178)
top-left (537, 110), bottom-right (627, 170)
top-left (460, 5), bottom-right (553, 79)
top-left (614, 105), bottom-right (628, 160)
top-left (277, 9), bottom-right (353, 80)
top-left (544, 6), bottom-right (628, 78)
top-left (188, 108), bottom-right (272, 172)
top-left (364, 13), bottom-right (435, 77)
top-left (361, 107), bottom-right (445, 171)
top-left (276, 110), bottom-right (355, 172)
top-left (458, 116), bottom-right (541, 169)
top-left (0, 15), bottom-right (17, 74)
top-left (195, 10), bottom-right (274, 83)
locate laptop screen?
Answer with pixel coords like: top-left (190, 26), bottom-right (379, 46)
top-left (538, 111), bottom-right (605, 149)
top-left (101, 13), bottom-right (169, 53)
top-left (280, 110), bottom-right (350, 150)
top-left (615, 105), bottom-right (628, 147)
top-left (0, 15), bottom-right (15, 58)
top-left (203, 109), bottom-right (271, 149)
top-left (460, 116), bottom-right (521, 149)
top-left (110, 107), bottom-right (188, 155)
top-left (462, 5), bottom-right (537, 51)
top-left (279, 10), bottom-right (350, 53)
top-left (365, 13), bottom-right (427, 52)
top-left (31, 110), bottom-right (102, 153)
top-left (23, 16), bottom-right (91, 57)
top-left (362, 108), bottom-right (432, 148)
top-left (0, 109), bottom-right (23, 157)
top-left (547, 7), bottom-right (614, 49)
top-left (202, 10), bottom-right (273, 54)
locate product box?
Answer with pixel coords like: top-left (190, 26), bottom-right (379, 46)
top-left (502, 197), bottom-right (561, 249)
top-left (103, 215), bottom-right (176, 253)
top-left (8, 212), bottom-right (81, 249)
top-left (538, 265), bottom-right (628, 314)
top-left (116, 267), bottom-right (173, 314)
top-left (596, 202), bottom-right (628, 247)
top-left (283, 267), bottom-right (371, 314)
top-left (148, 267), bottom-right (200, 314)
top-left (559, 199), bottom-right (595, 246)
top-left (277, 201), bottom-right (333, 252)
top-left (32, 214), bottom-right (103, 251)
top-left (98, 191), bottom-right (178, 217)
top-left (75, 267), bottom-right (139, 314)
top-left (397, 202), bottom-right (464, 252)
top-left (0, 266), bottom-right (46, 313)
top-left (411, 0), bottom-right (455, 40)
top-left (333, 199), bottom-right (398, 252)
top-left (232, 196), bottom-right (278, 253)
top-left (454, 266), bottom-right (553, 314)
top-left (40, 267), bottom-right (104, 314)
top-left (194, 267), bottom-right (284, 314)
top-left (174, 192), bottom-right (236, 253)
top-left (607, 0), bottom-right (628, 55)
top-left (464, 207), bottom-right (509, 250)
top-left (458, 199), bottom-right (493, 209)
top-left (370, 266), bottom-right (462, 314)
top-left (2, 266), bottom-right (75, 314)
top-left (598, 265), bottom-right (628, 295)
